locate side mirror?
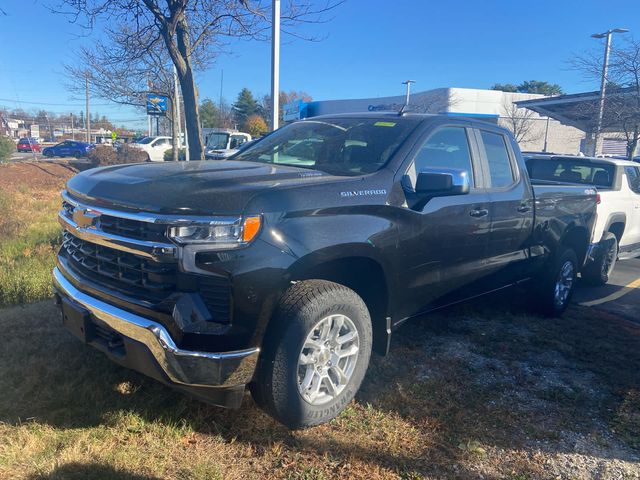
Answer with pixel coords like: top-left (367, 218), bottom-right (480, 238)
top-left (415, 168), bottom-right (471, 197)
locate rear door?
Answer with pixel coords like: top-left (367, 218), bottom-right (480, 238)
top-left (623, 165), bottom-right (640, 251)
top-left (474, 128), bottom-right (535, 284)
top-left (150, 138), bottom-right (170, 161)
top-left (394, 122), bottom-right (493, 318)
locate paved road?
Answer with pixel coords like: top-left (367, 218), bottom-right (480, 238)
top-left (574, 257), bottom-right (640, 323)
top-left (10, 151), bottom-right (43, 161)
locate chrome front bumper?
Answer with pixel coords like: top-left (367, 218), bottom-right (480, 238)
top-left (53, 267), bottom-right (259, 389)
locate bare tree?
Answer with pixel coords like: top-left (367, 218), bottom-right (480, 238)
top-left (573, 38), bottom-right (640, 160)
top-left (54, 0), bottom-right (342, 160)
top-left (500, 99), bottom-right (541, 145)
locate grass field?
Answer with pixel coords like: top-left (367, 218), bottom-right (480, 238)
top-left (1, 297), bottom-right (638, 479)
top-left (0, 161), bottom-right (638, 479)
top-left (0, 162), bottom-right (72, 307)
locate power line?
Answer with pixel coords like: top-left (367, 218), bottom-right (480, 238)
top-left (0, 97), bottom-right (117, 107)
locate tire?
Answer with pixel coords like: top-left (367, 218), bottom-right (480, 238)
top-left (582, 232), bottom-right (618, 286)
top-left (251, 280), bottom-right (372, 429)
top-left (535, 247), bottom-right (578, 317)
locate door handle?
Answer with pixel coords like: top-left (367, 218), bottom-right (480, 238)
top-left (469, 208), bottom-right (489, 218)
top-left (517, 204), bottom-right (531, 213)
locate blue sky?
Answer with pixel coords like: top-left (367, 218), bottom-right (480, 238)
top-left (1, 0), bottom-right (638, 129)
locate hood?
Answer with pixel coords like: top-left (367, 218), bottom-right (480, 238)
top-left (66, 160), bottom-right (347, 215)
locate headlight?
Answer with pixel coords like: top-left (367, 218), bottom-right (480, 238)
top-left (168, 216), bottom-right (261, 248)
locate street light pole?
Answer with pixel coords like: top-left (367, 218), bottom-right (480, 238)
top-left (591, 28), bottom-right (629, 156)
top-left (402, 80), bottom-right (416, 106)
top-left (270, 0), bottom-right (281, 131)
top-left (85, 74), bottom-right (91, 143)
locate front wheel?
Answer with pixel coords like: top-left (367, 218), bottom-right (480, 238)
top-left (251, 280), bottom-right (372, 429)
top-left (535, 248), bottom-right (578, 317)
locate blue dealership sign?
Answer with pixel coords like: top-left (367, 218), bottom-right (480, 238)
top-left (283, 100), bottom-right (308, 122)
top-left (147, 93), bottom-right (168, 116)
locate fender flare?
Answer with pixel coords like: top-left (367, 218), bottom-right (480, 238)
top-left (603, 213), bottom-right (626, 241)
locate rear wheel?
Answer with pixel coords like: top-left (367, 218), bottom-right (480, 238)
top-left (582, 232), bottom-right (618, 286)
top-left (534, 247), bottom-right (578, 317)
top-left (251, 280), bottom-right (372, 429)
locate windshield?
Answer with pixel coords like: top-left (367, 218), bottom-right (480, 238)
top-left (206, 133), bottom-right (230, 150)
top-left (135, 137), bottom-right (154, 145)
top-left (526, 157), bottom-right (616, 188)
top-left (233, 117), bottom-right (420, 176)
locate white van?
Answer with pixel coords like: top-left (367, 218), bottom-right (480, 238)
top-left (203, 129), bottom-right (252, 160)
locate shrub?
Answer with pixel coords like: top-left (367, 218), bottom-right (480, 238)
top-left (117, 144), bottom-right (148, 164)
top-left (0, 136), bottom-right (15, 162)
top-left (87, 144), bottom-right (149, 167)
top-left (164, 148), bottom-right (186, 161)
top-left (87, 144), bottom-right (116, 166)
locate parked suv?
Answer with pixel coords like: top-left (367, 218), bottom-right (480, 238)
top-left (54, 114), bottom-right (596, 428)
top-left (17, 137), bottom-right (41, 153)
top-left (132, 136), bottom-right (173, 162)
top-left (526, 154), bottom-right (640, 284)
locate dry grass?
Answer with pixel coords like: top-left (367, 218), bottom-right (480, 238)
top-left (1, 296), bottom-right (639, 480)
top-left (0, 162), bottom-right (72, 306)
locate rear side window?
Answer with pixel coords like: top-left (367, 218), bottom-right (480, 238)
top-left (412, 127), bottom-right (474, 183)
top-left (526, 158), bottom-right (616, 188)
top-left (480, 131), bottom-right (514, 188)
top-left (626, 166), bottom-right (640, 194)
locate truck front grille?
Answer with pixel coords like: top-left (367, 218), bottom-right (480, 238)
top-left (61, 200), bottom-right (168, 243)
top-left (59, 193), bottom-right (233, 324)
top-left (62, 231), bottom-right (177, 296)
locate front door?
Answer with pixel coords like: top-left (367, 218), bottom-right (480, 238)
top-left (393, 124), bottom-right (492, 320)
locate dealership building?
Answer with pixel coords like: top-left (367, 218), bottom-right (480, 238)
top-left (287, 87), bottom-right (587, 154)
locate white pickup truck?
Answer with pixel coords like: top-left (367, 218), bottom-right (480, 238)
top-left (526, 154), bottom-right (640, 285)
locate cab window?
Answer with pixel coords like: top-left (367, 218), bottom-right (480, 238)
top-left (230, 134), bottom-right (248, 149)
top-left (480, 131), bottom-right (515, 188)
top-left (407, 127), bottom-right (474, 188)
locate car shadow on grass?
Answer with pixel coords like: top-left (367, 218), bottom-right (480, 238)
top-left (25, 463), bottom-right (162, 480)
top-left (1, 293), bottom-right (639, 478)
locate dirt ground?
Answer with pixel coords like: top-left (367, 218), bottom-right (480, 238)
top-left (1, 293), bottom-right (638, 480)
top-left (0, 161), bottom-right (76, 192)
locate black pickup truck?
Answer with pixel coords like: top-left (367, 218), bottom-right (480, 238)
top-left (54, 113), bottom-right (597, 428)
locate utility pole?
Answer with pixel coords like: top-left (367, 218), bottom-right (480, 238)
top-left (270, 0), bottom-right (281, 131)
top-left (591, 28), bottom-right (629, 156)
top-left (71, 113), bottom-right (75, 140)
top-left (402, 80), bottom-right (416, 106)
top-left (85, 74), bottom-right (91, 143)
top-left (219, 69), bottom-right (224, 128)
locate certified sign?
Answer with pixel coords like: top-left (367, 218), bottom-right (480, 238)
top-left (146, 94), bottom-right (168, 116)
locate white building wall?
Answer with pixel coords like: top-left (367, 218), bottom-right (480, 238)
top-left (308, 87), bottom-right (587, 154)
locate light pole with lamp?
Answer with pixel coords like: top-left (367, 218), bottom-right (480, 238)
top-left (270, 0), bottom-right (281, 131)
top-left (591, 28), bottom-right (629, 156)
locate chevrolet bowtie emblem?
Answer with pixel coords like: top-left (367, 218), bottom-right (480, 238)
top-left (72, 208), bottom-right (100, 229)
